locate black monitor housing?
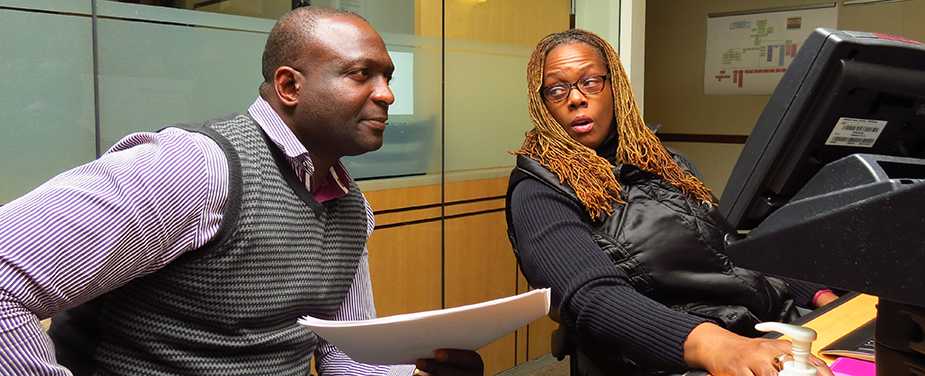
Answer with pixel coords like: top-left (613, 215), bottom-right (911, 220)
top-left (717, 28), bottom-right (925, 376)
top-left (721, 28), bottom-right (925, 231)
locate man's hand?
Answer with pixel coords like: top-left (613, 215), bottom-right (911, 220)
top-left (684, 322), bottom-right (834, 376)
top-left (414, 349), bottom-right (483, 376)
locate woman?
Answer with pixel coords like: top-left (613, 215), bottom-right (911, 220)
top-left (505, 29), bottom-right (836, 376)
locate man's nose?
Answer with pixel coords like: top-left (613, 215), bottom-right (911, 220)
top-left (372, 78), bottom-right (395, 106)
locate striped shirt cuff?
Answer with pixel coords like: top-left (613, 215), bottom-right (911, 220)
top-left (387, 364), bottom-right (416, 376)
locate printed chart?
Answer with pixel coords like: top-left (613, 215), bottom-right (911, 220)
top-left (704, 6), bottom-right (837, 95)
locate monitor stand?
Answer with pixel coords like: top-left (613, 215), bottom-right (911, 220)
top-left (724, 153), bottom-right (925, 375)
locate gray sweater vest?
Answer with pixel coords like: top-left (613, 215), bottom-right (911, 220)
top-left (49, 114), bottom-right (368, 376)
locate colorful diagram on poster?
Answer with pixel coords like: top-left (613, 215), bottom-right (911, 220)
top-left (704, 6), bottom-right (837, 95)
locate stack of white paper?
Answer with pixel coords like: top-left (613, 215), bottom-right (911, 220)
top-left (298, 288), bottom-right (551, 365)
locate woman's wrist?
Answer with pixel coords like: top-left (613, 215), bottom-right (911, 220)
top-left (683, 322), bottom-right (738, 370)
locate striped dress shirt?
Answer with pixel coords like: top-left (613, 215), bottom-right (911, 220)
top-left (0, 97), bottom-right (414, 376)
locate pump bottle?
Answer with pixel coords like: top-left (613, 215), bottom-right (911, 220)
top-left (755, 322), bottom-right (818, 376)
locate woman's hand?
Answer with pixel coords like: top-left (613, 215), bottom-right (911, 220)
top-left (413, 349), bottom-right (484, 376)
top-left (684, 322), bottom-right (834, 376)
top-left (684, 322), bottom-right (788, 375)
top-left (813, 290), bottom-right (839, 308)
top-left (777, 353), bottom-right (835, 376)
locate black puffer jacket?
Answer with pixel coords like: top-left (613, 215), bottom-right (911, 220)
top-left (507, 154), bottom-right (799, 337)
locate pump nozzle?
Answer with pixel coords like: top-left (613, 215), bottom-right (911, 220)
top-left (755, 322), bottom-right (818, 376)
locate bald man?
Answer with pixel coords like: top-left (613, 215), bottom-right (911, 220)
top-left (0, 7), bottom-right (482, 376)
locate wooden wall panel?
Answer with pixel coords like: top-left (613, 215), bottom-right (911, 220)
top-left (518, 265), bottom-right (559, 362)
top-left (364, 174), bottom-right (559, 372)
top-left (443, 198), bottom-right (505, 217)
top-left (417, 0), bottom-right (571, 47)
top-left (444, 212), bottom-right (519, 375)
top-left (374, 207), bottom-right (442, 227)
top-left (445, 177), bottom-right (509, 202)
top-left (367, 221), bottom-right (443, 317)
top-left (364, 183), bottom-right (441, 212)
top-left (366, 176), bottom-right (508, 212)
top-left (527, 316), bottom-right (558, 361)
top-left (515, 272), bottom-right (529, 366)
top-left (515, 327), bottom-right (528, 366)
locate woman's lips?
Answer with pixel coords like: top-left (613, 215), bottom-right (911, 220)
top-left (570, 116), bottom-right (594, 134)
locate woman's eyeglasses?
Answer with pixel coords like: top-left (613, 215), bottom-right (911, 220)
top-left (540, 75), bottom-right (608, 103)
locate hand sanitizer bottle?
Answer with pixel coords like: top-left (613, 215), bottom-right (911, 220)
top-left (755, 322), bottom-right (818, 376)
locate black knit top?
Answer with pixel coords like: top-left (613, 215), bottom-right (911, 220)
top-left (507, 134), bottom-right (820, 371)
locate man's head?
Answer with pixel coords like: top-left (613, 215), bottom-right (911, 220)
top-left (260, 7), bottom-right (395, 160)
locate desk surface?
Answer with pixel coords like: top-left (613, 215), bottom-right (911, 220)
top-left (800, 293), bottom-right (878, 363)
top-left (501, 293), bottom-right (878, 374)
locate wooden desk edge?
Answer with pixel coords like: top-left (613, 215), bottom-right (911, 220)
top-left (800, 293), bottom-right (878, 364)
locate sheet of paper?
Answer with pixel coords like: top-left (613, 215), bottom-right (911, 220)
top-left (298, 288), bottom-right (551, 365)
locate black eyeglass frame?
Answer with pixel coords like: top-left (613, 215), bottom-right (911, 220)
top-left (540, 74), bottom-right (609, 103)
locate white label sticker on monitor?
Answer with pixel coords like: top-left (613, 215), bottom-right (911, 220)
top-left (824, 117), bottom-right (887, 148)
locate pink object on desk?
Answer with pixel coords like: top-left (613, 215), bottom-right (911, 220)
top-left (830, 357), bottom-right (876, 376)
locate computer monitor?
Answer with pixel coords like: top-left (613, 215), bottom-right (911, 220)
top-left (720, 28), bottom-right (925, 231)
top-left (717, 30), bottom-right (925, 375)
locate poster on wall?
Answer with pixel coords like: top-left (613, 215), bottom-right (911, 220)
top-left (704, 5), bottom-right (837, 95)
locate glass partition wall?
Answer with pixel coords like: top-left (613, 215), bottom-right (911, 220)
top-left (0, 1), bottom-right (96, 201)
top-left (441, 0), bottom-right (570, 370)
top-left (0, 0), bottom-right (570, 373)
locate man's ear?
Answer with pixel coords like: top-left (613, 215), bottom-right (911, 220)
top-left (274, 66), bottom-right (301, 107)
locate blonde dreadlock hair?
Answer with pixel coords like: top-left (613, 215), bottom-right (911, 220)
top-left (516, 29), bottom-right (714, 220)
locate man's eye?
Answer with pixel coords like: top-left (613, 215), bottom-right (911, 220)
top-left (349, 69), bottom-right (370, 80)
